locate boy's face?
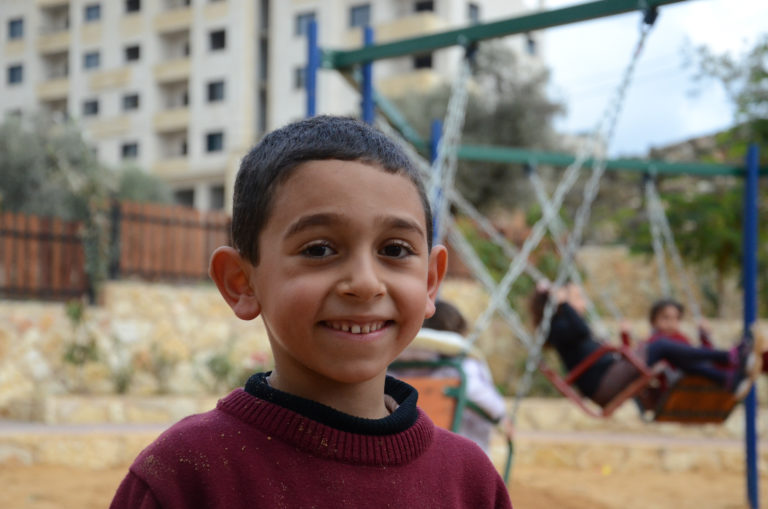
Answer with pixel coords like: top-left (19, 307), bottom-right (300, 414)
top-left (246, 159), bottom-right (444, 388)
top-left (653, 305), bottom-right (681, 335)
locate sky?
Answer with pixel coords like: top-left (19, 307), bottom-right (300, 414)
top-left (529, 0), bottom-right (768, 157)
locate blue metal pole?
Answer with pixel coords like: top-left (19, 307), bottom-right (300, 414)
top-left (361, 26), bottom-right (375, 124)
top-left (306, 20), bottom-right (318, 117)
top-left (743, 143), bottom-right (759, 509)
top-left (430, 119), bottom-right (442, 164)
top-left (429, 119), bottom-right (442, 245)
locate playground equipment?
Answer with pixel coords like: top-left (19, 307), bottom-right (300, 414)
top-left (307, 1), bottom-right (765, 506)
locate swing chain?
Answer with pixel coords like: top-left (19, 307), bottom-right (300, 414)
top-left (527, 168), bottom-right (610, 339)
top-left (430, 56), bottom-right (472, 244)
top-left (645, 176), bottom-right (673, 296)
top-left (508, 16), bottom-right (657, 423)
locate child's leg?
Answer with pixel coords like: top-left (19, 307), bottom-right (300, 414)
top-left (646, 338), bottom-right (730, 385)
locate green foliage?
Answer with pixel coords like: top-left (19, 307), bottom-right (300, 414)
top-left (116, 166), bottom-right (173, 204)
top-left (393, 41), bottom-right (564, 210)
top-left (690, 34), bottom-right (768, 152)
top-left (0, 116), bottom-right (175, 298)
top-left (619, 178), bottom-right (768, 315)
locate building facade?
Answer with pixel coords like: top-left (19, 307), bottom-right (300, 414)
top-left (1, 0), bottom-right (537, 211)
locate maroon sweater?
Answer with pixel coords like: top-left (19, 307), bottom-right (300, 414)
top-left (110, 374), bottom-right (512, 508)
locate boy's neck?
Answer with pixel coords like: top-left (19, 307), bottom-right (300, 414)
top-left (266, 368), bottom-right (390, 420)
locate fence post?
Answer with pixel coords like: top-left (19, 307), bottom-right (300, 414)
top-left (109, 200), bottom-right (122, 280)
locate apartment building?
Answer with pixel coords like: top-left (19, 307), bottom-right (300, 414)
top-left (1, 0), bottom-right (537, 211)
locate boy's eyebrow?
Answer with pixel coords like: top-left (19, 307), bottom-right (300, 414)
top-left (284, 213), bottom-right (426, 239)
top-left (375, 215), bottom-right (425, 238)
top-left (284, 213), bottom-right (346, 239)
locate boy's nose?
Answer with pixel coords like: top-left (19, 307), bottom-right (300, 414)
top-left (337, 252), bottom-right (385, 300)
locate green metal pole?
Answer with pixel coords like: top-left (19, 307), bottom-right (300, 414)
top-left (324, 0), bottom-right (689, 69)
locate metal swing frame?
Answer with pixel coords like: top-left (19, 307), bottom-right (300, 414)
top-left (308, 1), bottom-right (764, 505)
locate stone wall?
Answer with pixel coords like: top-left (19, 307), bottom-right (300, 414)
top-left (1, 263), bottom-right (765, 421)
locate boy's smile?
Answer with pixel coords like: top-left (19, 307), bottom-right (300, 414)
top-left (244, 159), bottom-right (445, 416)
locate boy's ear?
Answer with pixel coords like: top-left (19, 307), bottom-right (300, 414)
top-left (209, 246), bottom-right (261, 320)
top-left (424, 244), bottom-right (448, 319)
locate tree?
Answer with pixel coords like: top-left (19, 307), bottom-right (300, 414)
top-left (0, 115), bottom-right (173, 295)
top-left (618, 178), bottom-right (768, 316)
top-left (690, 34), bottom-right (768, 153)
top-left (393, 40), bottom-right (564, 210)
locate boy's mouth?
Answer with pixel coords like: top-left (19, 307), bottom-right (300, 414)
top-left (323, 320), bottom-right (389, 334)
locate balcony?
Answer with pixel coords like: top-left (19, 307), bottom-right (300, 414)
top-left (154, 58), bottom-right (191, 83)
top-left (203, 1), bottom-right (228, 20)
top-left (153, 158), bottom-right (189, 176)
top-left (344, 12), bottom-right (449, 47)
top-left (37, 0), bottom-right (69, 7)
top-left (121, 14), bottom-right (144, 38)
top-left (4, 40), bottom-right (25, 58)
top-left (155, 7), bottom-right (193, 33)
top-left (377, 69), bottom-right (442, 97)
top-left (37, 30), bottom-right (70, 54)
top-left (154, 108), bottom-right (190, 133)
top-left (37, 78), bottom-right (69, 101)
top-left (88, 117), bottom-right (131, 139)
top-left (89, 68), bottom-right (132, 91)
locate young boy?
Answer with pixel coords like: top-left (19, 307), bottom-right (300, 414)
top-left (110, 116), bottom-right (513, 508)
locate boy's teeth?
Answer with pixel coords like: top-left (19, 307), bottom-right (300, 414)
top-left (329, 321), bottom-right (383, 334)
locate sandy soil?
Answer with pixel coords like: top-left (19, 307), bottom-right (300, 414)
top-left (0, 463), bottom-right (763, 509)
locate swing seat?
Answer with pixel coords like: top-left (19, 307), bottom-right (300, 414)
top-left (397, 375), bottom-right (461, 430)
top-left (635, 372), bottom-right (738, 424)
top-left (539, 343), bottom-right (668, 418)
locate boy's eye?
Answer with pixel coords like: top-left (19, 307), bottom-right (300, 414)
top-left (380, 241), bottom-right (415, 259)
top-left (301, 243), bottom-right (335, 258)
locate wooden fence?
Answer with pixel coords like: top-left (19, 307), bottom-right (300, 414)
top-left (0, 201), bottom-right (231, 301)
top-left (0, 212), bottom-right (88, 300)
top-left (113, 201), bottom-right (231, 281)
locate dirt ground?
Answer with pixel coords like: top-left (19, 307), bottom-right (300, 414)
top-left (0, 463), bottom-right (764, 509)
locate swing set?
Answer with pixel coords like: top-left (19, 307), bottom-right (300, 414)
top-left (306, 1), bottom-right (765, 506)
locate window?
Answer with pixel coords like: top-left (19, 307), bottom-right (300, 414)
top-left (349, 4), bottom-right (370, 28)
top-left (83, 51), bottom-right (100, 70)
top-left (206, 131), bottom-right (224, 152)
top-left (174, 189), bottom-right (194, 207)
top-left (125, 45), bottom-right (140, 62)
top-left (293, 66), bottom-right (305, 90)
top-left (414, 1), bottom-right (434, 12)
top-left (209, 30), bottom-right (226, 51)
top-left (122, 93), bottom-right (140, 111)
top-left (526, 34), bottom-right (537, 56)
top-left (209, 185), bottom-right (225, 210)
top-left (207, 80), bottom-right (225, 102)
top-left (8, 18), bottom-right (23, 40)
top-left (260, 0), bottom-right (269, 30)
top-left (7, 64), bottom-right (23, 85)
top-left (125, 0), bottom-right (141, 13)
top-left (121, 142), bottom-right (139, 159)
top-left (468, 3), bottom-right (480, 24)
top-left (413, 53), bottom-right (432, 69)
top-left (295, 12), bottom-right (316, 36)
top-left (84, 4), bottom-right (101, 22)
top-left (82, 99), bottom-right (99, 116)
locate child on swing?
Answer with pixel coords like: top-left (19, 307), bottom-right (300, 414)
top-left (110, 116), bottom-right (512, 508)
top-left (530, 282), bottom-right (761, 407)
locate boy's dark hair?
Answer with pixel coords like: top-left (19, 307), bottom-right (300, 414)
top-left (649, 298), bottom-right (684, 324)
top-left (423, 300), bottom-right (467, 335)
top-left (232, 115), bottom-right (433, 265)
top-left (528, 287), bottom-right (550, 329)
